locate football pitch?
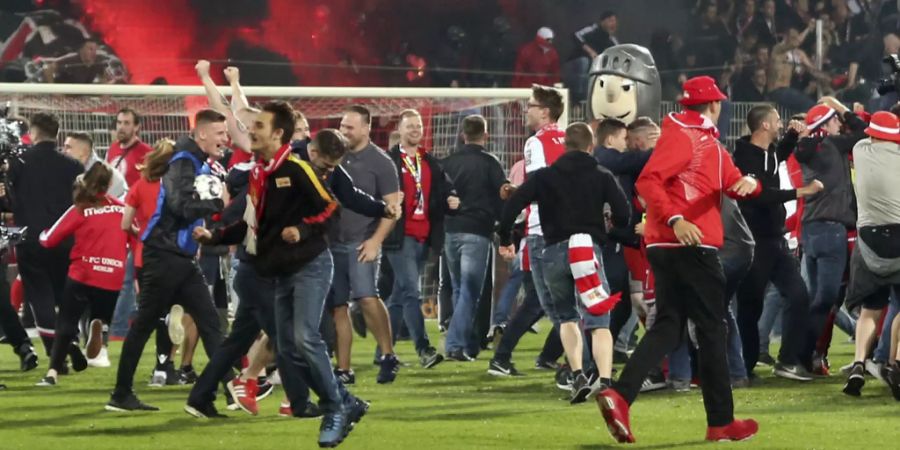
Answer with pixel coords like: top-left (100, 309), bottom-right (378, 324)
top-left (0, 321), bottom-right (897, 449)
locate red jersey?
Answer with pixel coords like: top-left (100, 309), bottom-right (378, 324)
top-left (512, 38), bottom-right (561, 88)
top-left (107, 139), bottom-right (153, 187)
top-left (523, 123), bottom-right (565, 236)
top-left (399, 147), bottom-right (432, 242)
top-left (228, 146), bottom-right (254, 170)
top-left (39, 196), bottom-right (129, 291)
top-left (124, 177), bottom-right (161, 268)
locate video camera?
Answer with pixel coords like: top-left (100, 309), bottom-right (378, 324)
top-left (876, 54), bottom-right (900, 96)
top-left (0, 226), bottom-right (26, 255)
top-left (0, 102), bottom-right (28, 182)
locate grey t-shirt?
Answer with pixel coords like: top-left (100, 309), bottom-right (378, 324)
top-left (335, 142), bottom-right (399, 243)
top-left (853, 138), bottom-right (900, 227)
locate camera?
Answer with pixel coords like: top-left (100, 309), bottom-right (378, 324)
top-left (876, 54), bottom-right (900, 95)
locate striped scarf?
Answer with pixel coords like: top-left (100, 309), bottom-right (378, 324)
top-left (244, 143), bottom-right (290, 255)
top-left (569, 233), bottom-right (621, 316)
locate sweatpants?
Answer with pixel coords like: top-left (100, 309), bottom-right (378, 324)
top-left (49, 278), bottom-right (117, 372)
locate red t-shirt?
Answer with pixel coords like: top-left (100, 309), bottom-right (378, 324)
top-left (400, 147), bottom-right (432, 242)
top-left (124, 177), bottom-right (162, 268)
top-left (107, 139), bottom-right (154, 187)
top-left (228, 145), bottom-right (254, 170)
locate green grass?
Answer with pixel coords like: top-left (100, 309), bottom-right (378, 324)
top-left (1, 321), bottom-right (898, 449)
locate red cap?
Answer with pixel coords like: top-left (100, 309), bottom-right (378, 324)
top-left (865, 111), bottom-right (900, 142)
top-left (678, 76), bottom-right (727, 106)
top-left (806, 104), bottom-right (837, 130)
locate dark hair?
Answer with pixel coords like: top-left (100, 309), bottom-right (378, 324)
top-left (67, 131), bottom-right (93, 149)
top-left (73, 162), bottom-right (112, 207)
top-left (29, 112), bottom-right (60, 140)
top-left (747, 104), bottom-right (777, 132)
top-left (194, 109), bottom-right (227, 128)
top-left (565, 122), bottom-right (594, 152)
top-left (462, 114), bottom-right (487, 142)
top-left (791, 112), bottom-right (806, 121)
top-left (891, 103), bottom-right (900, 117)
top-left (596, 118), bottom-right (627, 145)
top-left (343, 105), bottom-right (372, 126)
top-left (117, 107), bottom-right (140, 126)
top-left (143, 138), bottom-right (175, 181)
top-left (627, 116), bottom-right (657, 132)
top-left (531, 85), bottom-right (564, 122)
top-left (600, 11), bottom-right (616, 21)
top-left (310, 129), bottom-right (349, 160)
top-left (261, 101), bottom-right (296, 145)
top-left (684, 103), bottom-right (714, 113)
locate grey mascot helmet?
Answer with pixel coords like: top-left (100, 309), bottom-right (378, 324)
top-left (587, 44), bottom-right (661, 125)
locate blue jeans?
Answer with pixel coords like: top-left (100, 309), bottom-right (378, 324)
top-left (874, 293), bottom-right (900, 363)
top-left (273, 251), bottom-right (343, 413)
top-left (541, 240), bottom-right (611, 330)
top-left (802, 221), bottom-right (848, 358)
top-left (493, 257), bottom-right (523, 327)
top-left (444, 233), bottom-right (492, 355)
top-left (385, 237), bottom-right (430, 354)
top-left (110, 251), bottom-right (136, 337)
top-left (758, 283), bottom-right (783, 352)
top-left (526, 235), bottom-right (556, 324)
top-left (722, 252), bottom-right (751, 381)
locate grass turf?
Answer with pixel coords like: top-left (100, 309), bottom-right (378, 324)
top-left (0, 321), bottom-right (897, 449)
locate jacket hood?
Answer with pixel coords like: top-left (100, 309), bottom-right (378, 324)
top-left (664, 110), bottom-right (720, 138)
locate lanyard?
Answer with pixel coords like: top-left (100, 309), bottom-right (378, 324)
top-left (401, 148), bottom-right (426, 218)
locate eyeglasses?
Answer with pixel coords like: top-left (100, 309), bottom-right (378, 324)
top-left (526, 103), bottom-right (546, 109)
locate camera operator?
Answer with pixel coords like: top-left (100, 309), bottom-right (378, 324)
top-left (6, 112), bottom-right (83, 355)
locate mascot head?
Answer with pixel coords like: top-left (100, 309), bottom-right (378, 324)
top-left (588, 44), bottom-right (661, 125)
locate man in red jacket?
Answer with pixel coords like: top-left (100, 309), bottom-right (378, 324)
top-left (511, 27), bottom-right (560, 88)
top-left (597, 76), bottom-right (761, 444)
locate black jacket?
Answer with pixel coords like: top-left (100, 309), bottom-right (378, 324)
top-left (7, 141), bottom-right (83, 244)
top-left (144, 137), bottom-right (224, 257)
top-left (498, 151), bottom-right (630, 247)
top-left (795, 111), bottom-right (866, 227)
top-left (214, 153), bottom-right (338, 277)
top-left (440, 144), bottom-right (507, 238)
top-left (593, 146), bottom-right (652, 248)
top-left (383, 145), bottom-right (456, 252)
top-left (733, 132), bottom-right (799, 239)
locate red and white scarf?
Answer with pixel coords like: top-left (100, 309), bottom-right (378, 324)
top-left (569, 233), bottom-right (621, 316)
top-left (244, 143), bottom-right (291, 254)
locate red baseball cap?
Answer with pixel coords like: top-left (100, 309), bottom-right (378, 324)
top-left (865, 111), bottom-right (900, 142)
top-left (806, 104), bottom-right (837, 130)
top-left (679, 76), bottom-right (727, 106)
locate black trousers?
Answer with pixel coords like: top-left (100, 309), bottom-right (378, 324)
top-left (493, 271), bottom-right (563, 364)
top-left (614, 246), bottom-right (734, 427)
top-left (49, 278), bottom-right (117, 371)
top-left (16, 242), bottom-right (69, 354)
top-left (736, 237), bottom-right (810, 372)
top-left (602, 243), bottom-right (633, 343)
top-left (114, 247), bottom-right (225, 395)
top-left (0, 260), bottom-right (30, 351)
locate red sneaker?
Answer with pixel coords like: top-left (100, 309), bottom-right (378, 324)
top-left (227, 377), bottom-right (259, 415)
top-left (278, 401), bottom-right (292, 417)
top-left (596, 388), bottom-right (635, 443)
top-left (706, 419), bottom-right (759, 442)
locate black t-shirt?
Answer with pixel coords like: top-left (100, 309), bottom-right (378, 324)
top-left (54, 54), bottom-right (107, 83)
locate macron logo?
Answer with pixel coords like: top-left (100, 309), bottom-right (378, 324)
top-left (83, 205), bottom-right (125, 217)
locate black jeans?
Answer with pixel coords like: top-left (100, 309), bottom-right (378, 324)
top-left (0, 260), bottom-right (29, 351)
top-left (49, 278), bottom-right (117, 372)
top-left (493, 272), bottom-right (563, 364)
top-left (602, 243), bottom-right (633, 343)
top-left (736, 237), bottom-right (810, 372)
top-left (114, 247), bottom-right (224, 395)
top-left (614, 246), bottom-right (734, 427)
top-left (16, 242), bottom-right (69, 353)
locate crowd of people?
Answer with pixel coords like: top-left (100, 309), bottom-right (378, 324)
top-left (2, 45), bottom-right (900, 446)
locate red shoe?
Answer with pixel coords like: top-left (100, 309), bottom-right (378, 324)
top-left (227, 377), bottom-right (259, 415)
top-left (596, 388), bottom-right (635, 443)
top-left (706, 419), bottom-right (759, 442)
top-left (278, 401), bottom-right (292, 417)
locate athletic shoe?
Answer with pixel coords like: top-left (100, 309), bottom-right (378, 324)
top-left (527, 325), bottom-right (539, 334)
top-left (87, 346), bottom-right (111, 368)
top-left (168, 304), bottom-right (185, 346)
top-left (706, 419), bottom-right (759, 441)
top-left (227, 377), bottom-right (259, 415)
top-left (812, 353), bottom-right (830, 377)
top-left (446, 350), bottom-right (474, 362)
top-left (418, 347), bottom-right (444, 369)
top-left (843, 361), bottom-right (865, 397)
top-left (487, 359), bottom-right (522, 377)
top-left (184, 402), bottom-right (228, 419)
top-left (731, 378), bottom-right (751, 389)
top-left (345, 395), bottom-right (370, 426)
top-left (106, 392), bottom-right (159, 412)
top-left (865, 359), bottom-right (885, 383)
top-left (668, 379), bottom-right (691, 392)
top-left (148, 370), bottom-right (167, 387)
top-left (556, 365), bottom-right (573, 391)
top-left (256, 378), bottom-right (275, 401)
top-left (639, 369), bottom-right (667, 392)
top-left (279, 400), bottom-right (323, 418)
top-left (86, 319), bottom-right (104, 359)
top-left (164, 362), bottom-right (183, 386)
top-left (612, 350), bottom-right (629, 364)
top-left (349, 302), bottom-right (366, 338)
top-left (268, 369), bottom-right (282, 386)
top-left (773, 362), bottom-right (813, 381)
top-left (757, 352), bottom-right (776, 367)
top-left (840, 362), bottom-right (855, 375)
top-left (177, 366), bottom-right (198, 384)
top-left (35, 375), bottom-right (57, 387)
top-left (16, 343), bottom-right (38, 372)
top-left (68, 342), bottom-right (88, 372)
top-left (570, 372), bottom-right (592, 404)
top-left (334, 369), bottom-right (355, 385)
top-left (318, 410), bottom-right (350, 448)
top-left (377, 354), bottom-right (400, 384)
top-left (597, 388), bottom-right (635, 443)
top-left (885, 363), bottom-right (900, 401)
top-left (534, 357), bottom-right (559, 370)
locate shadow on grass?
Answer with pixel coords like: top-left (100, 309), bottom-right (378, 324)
top-left (577, 440), bottom-right (707, 449)
top-left (47, 415), bottom-right (236, 438)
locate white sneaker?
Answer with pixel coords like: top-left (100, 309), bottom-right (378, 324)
top-left (865, 359), bottom-right (885, 382)
top-left (268, 369), bottom-right (282, 386)
top-left (168, 305), bottom-right (185, 346)
top-left (149, 370), bottom-right (167, 387)
top-left (87, 346), bottom-right (111, 368)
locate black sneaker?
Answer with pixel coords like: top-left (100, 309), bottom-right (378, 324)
top-left (418, 347), bottom-right (444, 369)
top-left (555, 365), bottom-right (573, 391)
top-left (164, 362), bottom-right (184, 386)
top-left (612, 350), bottom-right (629, 364)
top-left (534, 357), bottom-right (559, 370)
top-left (318, 410), bottom-right (350, 448)
top-left (68, 342), bottom-right (87, 372)
top-left (757, 352), bottom-right (776, 367)
top-left (294, 401), bottom-right (323, 418)
top-left (639, 368), bottom-right (667, 393)
top-left (773, 362), bottom-right (814, 382)
top-left (885, 363), bottom-right (900, 401)
top-left (377, 354), bottom-right (400, 384)
top-left (184, 401), bottom-right (228, 419)
top-left (16, 343), bottom-right (38, 372)
top-left (488, 359), bottom-right (522, 377)
top-left (843, 362), bottom-right (865, 397)
top-left (335, 368), bottom-right (355, 385)
top-left (35, 375), bottom-right (57, 387)
top-left (105, 392), bottom-right (159, 412)
top-left (256, 379), bottom-right (275, 401)
top-left (345, 395), bottom-right (370, 426)
top-left (178, 366), bottom-right (198, 384)
top-left (570, 373), bottom-right (592, 404)
top-left (446, 350), bottom-right (474, 362)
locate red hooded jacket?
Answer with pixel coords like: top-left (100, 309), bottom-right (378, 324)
top-left (636, 110), bottom-right (761, 248)
top-left (512, 37), bottom-right (561, 88)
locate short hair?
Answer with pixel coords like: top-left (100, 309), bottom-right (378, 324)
top-left (462, 114), bottom-right (487, 142)
top-left (117, 107), bottom-right (140, 125)
top-left (67, 131), bottom-right (93, 149)
top-left (596, 118), bottom-right (627, 145)
top-left (29, 112), bottom-right (60, 139)
top-left (344, 105), bottom-right (372, 126)
top-left (194, 109), bottom-right (227, 128)
top-left (627, 116), bottom-right (657, 132)
top-left (791, 112), bottom-right (806, 121)
top-left (531, 85), bottom-right (564, 122)
top-left (565, 122), bottom-right (594, 152)
top-left (399, 109), bottom-right (421, 122)
top-left (310, 128), bottom-right (349, 160)
top-left (261, 101), bottom-right (296, 145)
top-left (600, 11), bottom-right (616, 21)
top-left (747, 104), bottom-right (777, 132)
top-left (891, 103), bottom-right (900, 117)
top-left (293, 110), bottom-right (307, 124)
top-left (684, 102), bottom-right (714, 114)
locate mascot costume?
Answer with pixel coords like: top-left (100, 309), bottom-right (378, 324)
top-left (587, 44), bottom-right (661, 125)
